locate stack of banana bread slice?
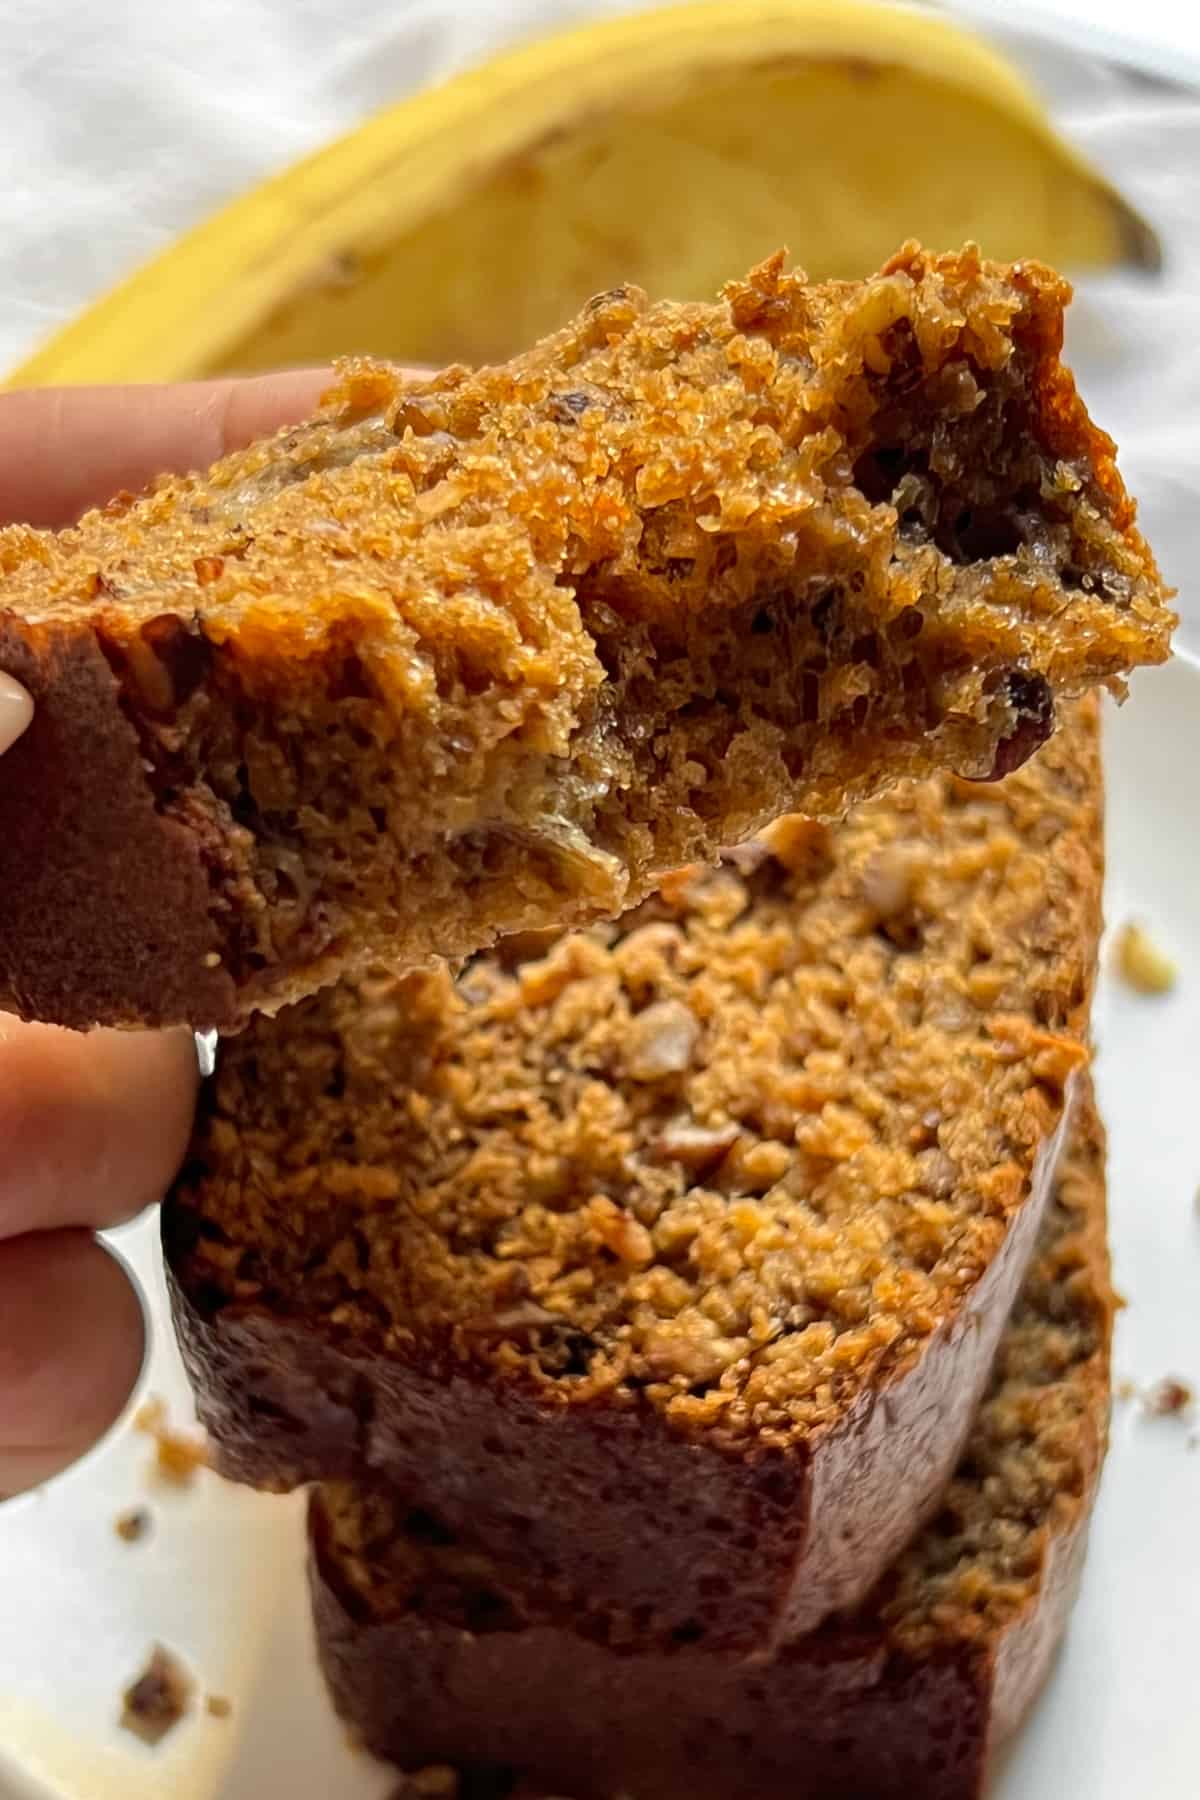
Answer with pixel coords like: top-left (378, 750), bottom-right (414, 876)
top-left (165, 694), bottom-right (1109, 1797)
top-left (310, 1089), bottom-right (1110, 1800)
top-left (0, 241), bottom-right (1154, 1793)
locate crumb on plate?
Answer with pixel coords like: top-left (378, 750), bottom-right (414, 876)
top-left (134, 1393), bottom-right (209, 1486)
top-left (114, 1506), bottom-right (152, 1543)
top-left (1143, 1376), bottom-right (1194, 1417)
top-left (133, 1396), bottom-right (166, 1433)
top-left (205, 1694), bottom-right (233, 1720)
top-left (119, 1644), bottom-right (193, 1746)
top-left (1114, 921), bottom-right (1177, 995)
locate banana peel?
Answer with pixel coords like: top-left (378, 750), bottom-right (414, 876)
top-left (10, 0), bottom-right (1159, 385)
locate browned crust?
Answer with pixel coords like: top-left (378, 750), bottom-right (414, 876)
top-left (986, 1096), bottom-right (1111, 1750)
top-left (310, 1550), bottom-right (991, 1800)
top-left (0, 620), bottom-right (235, 1027)
top-left (166, 1094), bottom-right (1070, 1651)
top-left (305, 1094), bottom-right (1112, 1800)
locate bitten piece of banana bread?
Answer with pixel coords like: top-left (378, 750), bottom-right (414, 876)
top-left (0, 245), bottom-right (1168, 1028)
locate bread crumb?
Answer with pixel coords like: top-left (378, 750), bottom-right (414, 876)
top-left (1114, 921), bottom-right (1176, 995)
top-left (119, 1644), bottom-right (193, 1745)
top-left (1143, 1376), bottom-right (1193, 1417)
top-left (152, 1431), bottom-right (209, 1485)
top-left (134, 1394), bottom-right (209, 1486)
top-left (114, 1506), bottom-right (152, 1543)
top-left (1113, 1378), bottom-right (1138, 1403)
top-left (133, 1396), bottom-right (166, 1433)
top-left (204, 1694), bottom-right (233, 1719)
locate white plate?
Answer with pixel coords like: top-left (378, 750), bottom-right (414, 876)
top-left (1, 657), bottom-right (1198, 1800)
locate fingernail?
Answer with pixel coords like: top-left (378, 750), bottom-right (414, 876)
top-left (0, 673), bottom-right (33, 754)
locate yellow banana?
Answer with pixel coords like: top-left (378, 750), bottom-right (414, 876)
top-left (11, 0), bottom-right (1157, 385)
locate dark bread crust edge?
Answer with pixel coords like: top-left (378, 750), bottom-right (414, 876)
top-left (311, 1552), bottom-right (989, 1800)
top-left (304, 1100), bottom-right (1111, 1800)
top-left (987, 1098), bottom-right (1112, 1752)
top-left (307, 1507), bottom-right (1096, 1800)
top-left (0, 618), bottom-right (236, 1029)
top-left (165, 1087), bottom-right (1072, 1652)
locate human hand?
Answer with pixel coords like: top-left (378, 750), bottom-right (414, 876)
top-left (0, 371), bottom-right (327, 1496)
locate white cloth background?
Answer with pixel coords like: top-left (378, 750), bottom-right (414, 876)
top-left (1, 0), bottom-right (1197, 638)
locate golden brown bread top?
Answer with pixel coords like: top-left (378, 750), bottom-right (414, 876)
top-left (0, 244), bottom-right (1168, 1029)
top-left (174, 695), bottom-right (1102, 1450)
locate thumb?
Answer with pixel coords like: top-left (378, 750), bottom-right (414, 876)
top-left (0, 673), bottom-right (32, 755)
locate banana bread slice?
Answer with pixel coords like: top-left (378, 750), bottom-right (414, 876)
top-left (166, 696), bottom-right (1102, 1652)
top-left (308, 1088), bottom-right (1111, 1800)
top-left (0, 245), bottom-right (1167, 1029)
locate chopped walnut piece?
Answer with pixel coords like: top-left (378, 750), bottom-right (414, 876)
top-left (656, 1118), bottom-right (740, 1172)
top-left (1115, 921), bottom-right (1177, 995)
top-left (588, 1197), bottom-right (654, 1265)
top-left (641, 1318), bottom-right (743, 1385)
top-left (119, 1644), bottom-right (193, 1745)
top-left (859, 845), bottom-right (916, 918)
top-left (624, 1000), bottom-right (699, 1081)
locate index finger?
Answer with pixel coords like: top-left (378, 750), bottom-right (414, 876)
top-left (0, 1020), bottom-right (198, 1239)
top-left (0, 370), bottom-right (330, 528)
